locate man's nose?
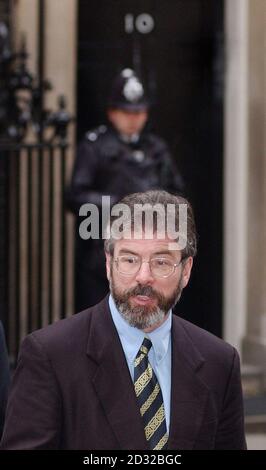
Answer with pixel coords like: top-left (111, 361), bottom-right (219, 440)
top-left (135, 261), bottom-right (154, 284)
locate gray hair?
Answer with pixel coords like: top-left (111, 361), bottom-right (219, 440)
top-left (104, 190), bottom-right (197, 259)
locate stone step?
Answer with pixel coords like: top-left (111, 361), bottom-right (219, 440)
top-left (244, 394), bottom-right (266, 434)
top-left (241, 364), bottom-right (265, 397)
top-left (246, 432), bottom-right (266, 450)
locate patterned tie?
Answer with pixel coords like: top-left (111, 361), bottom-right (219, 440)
top-left (134, 337), bottom-right (168, 450)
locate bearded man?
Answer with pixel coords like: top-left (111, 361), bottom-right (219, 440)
top-left (0, 190), bottom-right (246, 450)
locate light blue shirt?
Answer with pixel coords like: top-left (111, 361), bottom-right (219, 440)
top-left (108, 295), bottom-right (172, 433)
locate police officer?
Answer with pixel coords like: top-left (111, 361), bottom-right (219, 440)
top-left (66, 68), bottom-right (184, 312)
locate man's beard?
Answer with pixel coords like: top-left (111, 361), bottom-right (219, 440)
top-left (109, 265), bottom-right (184, 330)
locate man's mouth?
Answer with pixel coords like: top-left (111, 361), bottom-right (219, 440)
top-left (131, 295), bottom-right (156, 305)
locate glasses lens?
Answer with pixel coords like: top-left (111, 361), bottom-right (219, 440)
top-left (150, 258), bottom-right (174, 277)
top-left (117, 255), bottom-right (141, 275)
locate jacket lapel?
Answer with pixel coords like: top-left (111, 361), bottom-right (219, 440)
top-left (86, 297), bottom-right (148, 450)
top-left (167, 316), bottom-right (209, 450)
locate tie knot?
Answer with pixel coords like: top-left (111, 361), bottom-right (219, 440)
top-left (140, 337), bottom-right (152, 356)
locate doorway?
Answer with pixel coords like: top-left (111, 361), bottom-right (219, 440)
top-left (77, 0), bottom-right (224, 336)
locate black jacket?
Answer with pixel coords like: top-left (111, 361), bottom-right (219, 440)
top-left (0, 297), bottom-right (246, 449)
top-left (66, 125), bottom-right (184, 214)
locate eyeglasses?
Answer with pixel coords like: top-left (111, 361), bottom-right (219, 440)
top-left (114, 255), bottom-right (184, 278)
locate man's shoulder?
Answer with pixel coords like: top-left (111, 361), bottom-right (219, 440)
top-left (23, 300), bottom-right (107, 356)
top-left (84, 125), bottom-right (109, 143)
top-left (173, 316), bottom-right (239, 382)
top-left (144, 131), bottom-right (168, 150)
top-left (32, 309), bottom-right (90, 340)
top-left (174, 315), bottom-right (235, 358)
top-left (80, 126), bottom-right (121, 157)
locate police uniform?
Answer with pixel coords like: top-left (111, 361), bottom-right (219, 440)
top-left (66, 69), bottom-right (184, 312)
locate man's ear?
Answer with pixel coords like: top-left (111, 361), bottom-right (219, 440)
top-left (105, 252), bottom-right (111, 281)
top-left (181, 257), bottom-right (193, 288)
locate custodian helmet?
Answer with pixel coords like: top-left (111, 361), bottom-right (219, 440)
top-left (108, 68), bottom-right (149, 111)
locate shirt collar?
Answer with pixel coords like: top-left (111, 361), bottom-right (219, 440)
top-left (109, 294), bottom-right (172, 365)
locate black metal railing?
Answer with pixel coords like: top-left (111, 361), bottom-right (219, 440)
top-left (0, 0), bottom-right (74, 360)
top-left (0, 142), bottom-right (73, 360)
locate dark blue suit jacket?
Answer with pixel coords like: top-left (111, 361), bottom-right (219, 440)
top-left (0, 297), bottom-right (247, 449)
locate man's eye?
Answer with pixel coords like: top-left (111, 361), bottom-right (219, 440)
top-left (124, 257), bottom-right (138, 264)
top-left (153, 258), bottom-right (171, 266)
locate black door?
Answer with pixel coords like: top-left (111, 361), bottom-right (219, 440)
top-left (77, 0), bottom-right (224, 337)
